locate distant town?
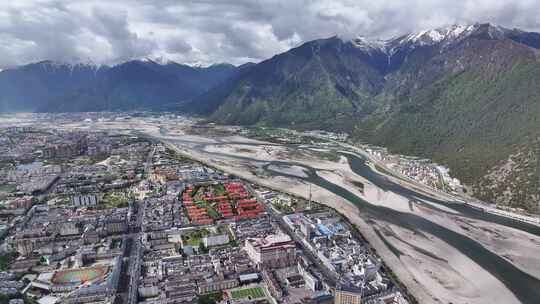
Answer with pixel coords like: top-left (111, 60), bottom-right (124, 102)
top-left (0, 125), bottom-right (409, 304)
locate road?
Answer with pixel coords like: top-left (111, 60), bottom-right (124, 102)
top-left (124, 145), bottom-right (155, 304)
top-left (276, 214), bottom-right (338, 286)
top-left (248, 182), bottom-right (338, 288)
top-left (246, 181), bottom-right (336, 287)
top-left (127, 231), bottom-right (142, 304)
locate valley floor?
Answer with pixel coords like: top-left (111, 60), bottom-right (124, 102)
top-left (10, 115), bottom-right (540, 304)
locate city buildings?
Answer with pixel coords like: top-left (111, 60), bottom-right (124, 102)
top-left (0, 124), bottom-right (409, 304)
top-left (244, 233), bottom-right (296, 269)
top-left (334, 286), bottom-right (362, 304)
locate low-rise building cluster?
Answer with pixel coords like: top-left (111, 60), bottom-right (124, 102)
top-left (284, 212), bottom-right (406, 303)
top-left (365, 147), bottom-right (464, 193)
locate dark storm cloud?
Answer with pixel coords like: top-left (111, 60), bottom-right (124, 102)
top-left (0, 0), bottom-right (539, 69)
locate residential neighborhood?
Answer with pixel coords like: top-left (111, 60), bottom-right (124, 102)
top-left (0, 126), bottom-right (408, 304)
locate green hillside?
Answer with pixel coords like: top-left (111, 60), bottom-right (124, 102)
top-left (367, 63), bottom-right (540, 211)
top-left (208, 37), bottom-right (386, 130)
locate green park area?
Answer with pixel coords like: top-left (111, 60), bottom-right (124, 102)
top-left (230, 287), bottom-right (266, 300)
top-left (0, 252), bottom-right (18, 271)
top-left (182, 228), bottom-right (210, 246)
top-left (207, 207), bottom-right (220, 219)
top-left (0, 184), bottom-right (17, 193)
top-left (99, 191), bottom-right (129, 208)
top-left (198, 291), bottom-right (223, 304)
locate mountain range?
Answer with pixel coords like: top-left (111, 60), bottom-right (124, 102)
top-left (0, 59), bottom-right (238, 112)
top-left (188, 23), bottom-right (540, 212)
top-left (1, 22), bottom-right (539, 212)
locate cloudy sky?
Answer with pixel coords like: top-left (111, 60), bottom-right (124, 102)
top-left (1, 0), bottom-right (539, 68)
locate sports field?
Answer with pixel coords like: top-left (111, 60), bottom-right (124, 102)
top-left (52, 266), bottom-right (109, 284)
top-left (230, 287), bottom-right (266, 300)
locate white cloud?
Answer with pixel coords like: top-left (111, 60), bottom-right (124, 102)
top-left (0, 0), bottom-right (539, 68)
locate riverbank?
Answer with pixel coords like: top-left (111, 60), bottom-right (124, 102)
top-left (340, 144), bottom-right (540, 227)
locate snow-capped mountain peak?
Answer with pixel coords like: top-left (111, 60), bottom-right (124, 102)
top-left (351, 23), bottom-right (513, 55)
top-left (402, 24), bottom-right (477, 46)
top-left (352, 36), bottom-right (389, 53)
top-left (138, 56), bottom-right (177, 66)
